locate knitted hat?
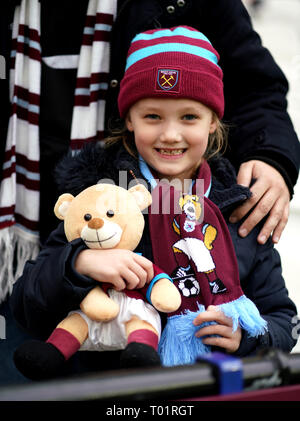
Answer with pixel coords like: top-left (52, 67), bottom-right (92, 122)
top-left (118, 26), bottom-right (224, 119)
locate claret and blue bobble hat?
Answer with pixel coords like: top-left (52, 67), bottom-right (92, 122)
top-left (118, 26), bottom-right (224, 119)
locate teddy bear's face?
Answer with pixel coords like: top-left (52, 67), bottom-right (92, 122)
top-left (54, 184), bottom-right (151, 251)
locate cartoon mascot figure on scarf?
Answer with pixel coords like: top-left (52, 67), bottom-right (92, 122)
top-left (172, 194), bottom-right (227, 297)
top-left (148, 161), bottom-right (268, 367)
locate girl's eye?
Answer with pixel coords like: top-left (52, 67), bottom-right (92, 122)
top-left (145, 114), bottom-right (160, 120)
top-left (182, 114), bottom-right (198, 121)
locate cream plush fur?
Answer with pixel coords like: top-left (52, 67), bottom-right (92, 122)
top-left (53, 183), bottom-right (181, 351)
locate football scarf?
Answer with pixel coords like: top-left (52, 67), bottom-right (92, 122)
top-left (0, 0), bottom-right (117, 303)
top-left (140, 158), bottom-right (267, 366)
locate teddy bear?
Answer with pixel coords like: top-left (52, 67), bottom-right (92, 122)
top-left (13, 183), bottom-right (181, 380)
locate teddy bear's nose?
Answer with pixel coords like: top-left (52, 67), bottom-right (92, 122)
top-left (88, 218), bottom-right (104, 229)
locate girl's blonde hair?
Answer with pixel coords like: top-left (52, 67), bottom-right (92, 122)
top-left (105, 112), bottom-right (228, 160)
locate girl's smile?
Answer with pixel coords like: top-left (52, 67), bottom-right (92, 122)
top-left (126, 97), bottom-right (216, 185)
top-left (154, 148), bottom-right (186, 159)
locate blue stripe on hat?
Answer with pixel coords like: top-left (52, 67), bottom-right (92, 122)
top-left (125, 43), bottom-right (219, 71)
top-left (132, 27), bottom-right (212, 45)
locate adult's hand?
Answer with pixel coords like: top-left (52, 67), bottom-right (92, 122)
top-left (229, 160), bottom-right (290, 244)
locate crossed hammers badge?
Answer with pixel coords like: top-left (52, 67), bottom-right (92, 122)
top-left (157, 69), bottom-right (179, 91)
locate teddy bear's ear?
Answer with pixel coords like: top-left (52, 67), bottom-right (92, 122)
top-left (54, 193), bottom-right (75, 220)
top-left (128, 184), bottom-right (152, 211)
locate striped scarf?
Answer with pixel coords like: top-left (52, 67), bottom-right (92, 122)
top-left (0, 0), bottom-right (117, 303)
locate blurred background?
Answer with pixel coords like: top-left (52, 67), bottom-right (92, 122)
top-left (243, 0), bottom-right (300, 352)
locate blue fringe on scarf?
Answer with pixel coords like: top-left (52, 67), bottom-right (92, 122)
top-left (158, 304), bottom-right (213, 367)
top-left (219, 294), bottom-right (267, 336)
top-left (159, 297), bottom-right (268, 367)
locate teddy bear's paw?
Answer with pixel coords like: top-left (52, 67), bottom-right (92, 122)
top-left (80, 287), bottom-right (120, 322)
top-left (81, 300), bottom-right (120, 322)
top-left (120, 343), bottom-right (161, 369)
top-left (13, 340), bottom-right (66, 381)
top-left (150, 278), bottom-right (182, 313)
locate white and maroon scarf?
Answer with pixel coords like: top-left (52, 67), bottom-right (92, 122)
top-left (140, 158), bottom-right (267, 366)
top-left (0, 0), bottom-right (117, 303)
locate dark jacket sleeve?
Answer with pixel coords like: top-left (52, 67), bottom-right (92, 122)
top-left (194, 0), bottom-right (300, 195)
top-left (231, 225), bottom-right (298, 356)
top-left (10, 223), bottom-right (96, 339)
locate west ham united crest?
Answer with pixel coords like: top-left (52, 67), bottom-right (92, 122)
top-left (156, 69), bottom-right (180, 92)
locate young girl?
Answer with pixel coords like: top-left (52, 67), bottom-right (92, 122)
top-left (11, 26), bottom-right (297, 378)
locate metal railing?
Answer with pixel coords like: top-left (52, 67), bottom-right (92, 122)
top-left (0, 349), bottom-right (300, 401)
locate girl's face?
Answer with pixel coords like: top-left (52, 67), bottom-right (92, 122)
top-left (126, 98), bottom-right (216, 185)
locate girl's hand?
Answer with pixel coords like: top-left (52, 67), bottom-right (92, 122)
top-left (229, 160), bottom-right (290, 244)
top-left (193, 305), bottom-right (242, 353)
top-left (74, 249), bottom-right (154, 291)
